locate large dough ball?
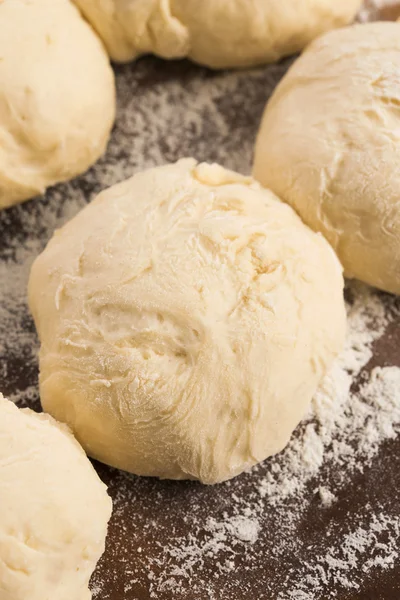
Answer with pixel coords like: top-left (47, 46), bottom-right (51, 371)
top-left (29, 159), bottom-right (346, 484)
top-left (0, 395), bottom-right (112, 600)
top-left (253, 22), bottom-right (400, 295)
top-left (0, 0), bottom-right (115, 210)
top-left (72, 0), bottom-right (362, 68)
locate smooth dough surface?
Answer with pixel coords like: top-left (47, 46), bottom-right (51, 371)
top-left (0, 395), bottom-right (112, 600)
top-left (253, 22), bottom-right (400, 295)
top-left (0, 0), bottom-right (115, 210)
top-left (72, 0), bottom-right (362, 68)
top-left (29, 159), bottom-right (346, 484)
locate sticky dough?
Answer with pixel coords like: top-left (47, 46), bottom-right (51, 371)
top-left (0, 0), bottom-right (115, 209)
top-left (253, 21), bottom-right (400, 295)
top-left (72, 0), bottom-right (362, 68)
top-left (29, 159), bottom-right (346, 484)
top-left (0, 395), bottom-right (112, 600)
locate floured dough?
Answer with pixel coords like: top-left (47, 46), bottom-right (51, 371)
top-left (253, 22), bottom-right (400, 295)
top-left (0, 0), bottom-right (115, 210)
top-left (0, 395), bottom-right (112, 600)
top-left (29, 158), bottom-right (346, 484)
top-left (72, 0), bottom-right (362, 68)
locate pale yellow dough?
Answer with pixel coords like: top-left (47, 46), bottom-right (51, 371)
top-left (29, 159), bottom-right (346, 484)
top-left (0, 395), bottom-right (112, 600)
top-left (0, 0), bottom-right (115, 210)
top-left (253, 22), bottom-right (400, 295)
top-left (72, 0), bottom-right (362, 68)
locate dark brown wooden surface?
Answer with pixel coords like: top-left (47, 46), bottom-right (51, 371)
top-left (1, 4), bottom-right (400, 599)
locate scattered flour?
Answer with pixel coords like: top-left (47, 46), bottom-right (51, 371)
top-left (138, 282), bottom-right (399, 599)
top-left (2, 176), bottom-right (398, 600)
top-left (257, 285), bottom-right (397, 504)
top-left (0, 2), bottom-right (399, 597)
top-left (280, 512), bottom-right (400, 598)
top-left (155, 514), bottom-right (260, 585)
top-left (318, 486), bottom-right (337, 508)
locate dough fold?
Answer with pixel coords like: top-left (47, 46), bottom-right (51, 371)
top-left (253, 22), bottom-right (400, 295)
top-left (0, 395), bottom-right (112, 600)
top-left (73, 0), bottom-right (362, 68)
top-left (29, 159), bottom-right (346, 484)
top-left (0, 0), bottom-right (115, 209)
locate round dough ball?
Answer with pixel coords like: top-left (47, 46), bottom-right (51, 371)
top-left (72, 0), bottom-right (362, 69)
top-left (0, 0), bottom-right (115, 210)
top-left (0, 395), bottom-right (112, 600)
top-left (28, 158), bottom-right (346, 484)
top-left (253, 22), bottom-right (400, 295)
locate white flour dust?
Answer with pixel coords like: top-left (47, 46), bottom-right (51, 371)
top-left (4, 192), bottom-right (398, 600)
top-left (1, 3), bottom-right (399, 595)
top-left (2, 174), bottom-right (399, 599)
top-left (258, 286), bottom-right (396, 504)
top-left (82, 280), bottom-right (400, 600)
top-left (279, 512), bottom-right (400, 599)
top-left (134, 283), bottom-right (400, 599)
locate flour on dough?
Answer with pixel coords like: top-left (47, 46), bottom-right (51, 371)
top-left (0, 0), bottom-right (115, 209)
top-left (0, 395), bottom-right (112, 600)
top-left (29, 158), bottom-right (346, 484)
top-left (253, 21), bottom-right (400, 295)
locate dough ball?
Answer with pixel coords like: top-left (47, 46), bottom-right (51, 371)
top-left (0, 395), bottom-right (112, 600)
top-left (253, 22), bottom-right (400, 295)
top-left (0, 0), bottom-right (115, 210)
top-left (72, 0), bottom-right (362, 69)
top-left (29, 159), bottom-right (346, 484)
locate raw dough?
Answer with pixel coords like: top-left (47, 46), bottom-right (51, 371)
top-left (0, 395), bottom-right (112, 600)
top-left (0, 0), bottom-right (115, 210)
top-left (72, 0), bottom-right (362, 68)
top-left (253, 22), bottom-right (400, 295)
top-left (29, 159), bottom-right (346, 484)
